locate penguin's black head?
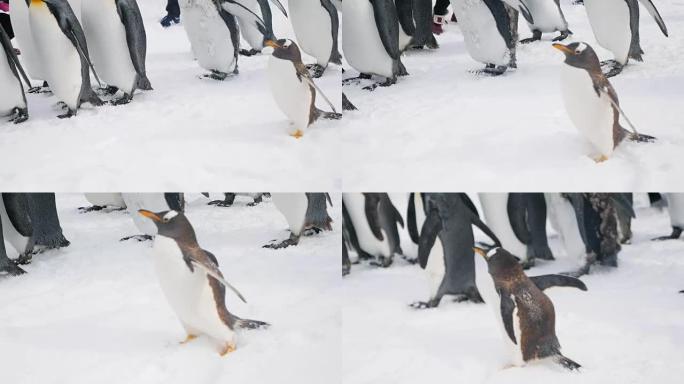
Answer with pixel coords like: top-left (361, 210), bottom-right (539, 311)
top-left (474, 247), bottom-right (522, 278)
top-left (553, 42), bottom-right (601, 72)
top-left (265, 39), bottom-right (302, 63)
top-left (138, 209), bottom-right (195, 241)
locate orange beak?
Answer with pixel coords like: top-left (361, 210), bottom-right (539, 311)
top-left (473, 247), bottom-right (488, 259)
top-left (552, 43), bottom-right (574, 55)
top-left (265, 39), bottom-right (281, 49)
top-left (138, 209), bottom-right (161, 222)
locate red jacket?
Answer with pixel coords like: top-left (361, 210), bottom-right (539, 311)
top-left (0, 2), bottom-right (9, 14)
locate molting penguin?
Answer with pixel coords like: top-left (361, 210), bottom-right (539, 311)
top-left (288, 0), bottom-right (341, 78)
top-left (520, 0), bottom-right (571, 44)
top-left (29, 0), bottom-right (104, 118)
top-left (80, 193), bottom-right (127, 213)
top-left (265, 38), bottom-right (341, 138)
top-left (82, 0), bottom-right (152, 105)
top-left (343, 193), bottom-right (404, 267)
top-left (583, 0), bottom-right (668, 77)
top-left (264, 193), bottom-right (333, 249)
top-left (10, 0), bottom-right (47, 88)
top-left (138, 209), bottom-right (269, 355)
top-left (474, 246), bottom-right (586, 370)
top-left (653, 193), bottom-right (684, 241)
top-left (121, 193), bottom-right (185, 241)
top-left (0, 24), bottom-right (30, 123)
top-left (554, 42), bottom-right (655, 162)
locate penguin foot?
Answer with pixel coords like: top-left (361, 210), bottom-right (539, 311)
top-left (28, 86), bottom-right (51, 95)
top-left (302, 227), bottom-right (322, 236)
top-left (219, 342), bottom-right (236, 356)
top-left (111, 94), bottom-right (132, 106)
top-left (342, 264), bottom-right (350, 277)
top-left (652, 227), bottom-right (683, 241)
top-left (289, 129), bottom-right (304, 139)
top-left (262, 236), bottom-right (299, 249)
top-left (600, 60), bottom-right (624, 78)
top-left (57, 109), bottom-right (77, 119)
top-left (593, 155), bottom-right (609, 163)
top-left (342, 94), bottom-right (357, 111)
top-left (306, 64), bottom-right (326, 78)
top-left (208, 200), bottom-right (233, 207)
top-left (362, 78), bottom-right (396, 91)
top-left (552, 30), bottom-right (572, 42)
top-left (473, 64), bottom-right (507, 76)
top-left (239, 49), bottom-right (261, 57)
top-left (369, 256), bottom-right (393, 268)
top-left (78, 205), bottom-right (105, 213)
top-left (179, 334), bottom-right (198, 344)
top-left (97, 86), bottom-right (119, 96)
top-left (10, 108), bottom-right (29, 124)
top-left (410, 298), bottom-right (440, 309)
top-left (342, 73), bottom-right (372, 86)
top-left (520, 30), bottom-right (542, 44)
top-left (0, 261), bottom-right (27, 276)
top-left (202, 70), bottom-right (230, 81)
top-left (15, 252), bottom-right (36, 265)
top-left (401, 254), bottom-right (418, 265)
top-left (521, 258), bottom-right (535, 270)
top-left (120, 234), bottom-right (154, 242)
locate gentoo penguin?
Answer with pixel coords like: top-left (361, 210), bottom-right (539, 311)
top-left (288, 0), bottom-right (341, 78)
top-left (29, 0), bottom-right (104, 118)
top-left (9, 0), bottom-right (47, 90)
top-left (342, 0), bottom-right (408, 90)
top-left (410, 193), bottom-right (502, 308)
top-left (653, 193), bottom-right (684, 240)
top-left (583, 0), bottom-right (668, 77)
top-left (265, 39), bottom-right (341, 138)
top-left (235, 0), bottom-right (286, 56)
top-left (0, 216), bottom-right (27, 275)
top-left (81, 0), bottom-right (152, 105)
top-left (554, 42), bottom-right (655, 162)
top-left (508, 193), bottom-right (554, 261)
top-left (0, 24), bottom-right (30, 124)
top-left (474, 246), bottom-right (586, 370)
top-left (79, 193), bottom-right (127, 213)
top-left (520, 0), bottom-right (571, 43)
top-left (394, 0), bottom-right (438, 50)
top-left (342, 93), bottom-right (357, 111)
top-left (264, 193), bottom-right (333, 249)
top-left (121, 193), bottom-right (184, 241)
top-left (138, 209), bottom-right (269, 355)
top-left (448, 0), bottom-right (534, 75)
top-left (206, 193), bottom-right (269, 207)
top-left (343, 193), bottom-right (404, 267)
top-left (479, 193), bottom-right (532, 268)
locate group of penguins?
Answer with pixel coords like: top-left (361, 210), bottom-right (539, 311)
top-left (0, 192), bottom-right (334, 354)
top-left (343, 0), bottom-right (670, 161)
top-left (0, 0), bottom-right (342, 137)
top-left (342, 192), bottom-right (684, 370)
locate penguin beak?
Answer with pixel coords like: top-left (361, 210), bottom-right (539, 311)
top-left (138, 209), bottom-right (161, 222)
top-left (552, 43), bottom-right (574, 55)
top-left (473, 247), bottom-right (488, 260)
top-left (265, 39), bottom-right (281, 49)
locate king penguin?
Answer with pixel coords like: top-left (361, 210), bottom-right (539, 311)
top-left (121, 193), bottom-right (185, 241)
top-left (479, 193), bottom-right (532, 268)
top-left (235, 0), bottom-right (286, 56)
top-left (82, 0), bottom-right (152, 105)
top-left (265, 38), bottom-right (341, 138)
top-left (394, 0), bottom-right (438, 50)
top-left (583, 0), bottom-right (668, 77)
top-left (653, 193), bottom-right (684, 241)
top-left (138, 209), bottom-right (269, 356)
top-left (519, 0), bottom-right (571, 44)
top-left (0, 24), bottom-right (30, 124)
top-left (10, 0), bottom-right (47, 89)
top-left (265, 193), bottom-right (333, 249)
top-left (29, 0), bottom-right (104, 118)
top-left (554, 42), bottom-right (655, 162)
top-left (288, 0), bottom-right (341, 78)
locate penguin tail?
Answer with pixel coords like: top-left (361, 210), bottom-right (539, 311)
top-left (329, 51), bottom-right (343, 66)
top-left (137, 75), bottom-right (153, 91)
top-left (625, 129), bottom-right (656, 143)
top-left (235, 317), bottom-right (271, 330)
top-left (554, 354), bottom-right (581, 371)
top-left (316, 108), bottom-right (342, 121)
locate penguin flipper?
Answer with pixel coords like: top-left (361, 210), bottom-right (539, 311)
top-left (611, 193), bottom-right (636, 219)
top-left (186, 248), bottom-right (248, 304)
top-left (0, 26), bottom-right (32, 91)
top-left (407, 193), bottom-right (420, 244)
top-left (499, 290), bottom-right (517, 345)
top-left (221, 1), bottom-right (266, 35)
top-left (320, 0), bottom-right (342, 64)
top-left (417, 209), bottom-right (442, 269)
top-left (395, 0), bottom-right (416, 36)
top-left (500, 0), bottom-right (534, 24)
top-left (507, 194), bottom-right (532, 245)
top-left (370, 0), bottom-right (401, 60)
top-left (637, 0), bottom-right (669, 37)
top-left (530, 274), bottom-right (587, 292)
top-left (116, 0), bottom-right (152, 90)
top-left (364, 194), bottom-right (384, 241)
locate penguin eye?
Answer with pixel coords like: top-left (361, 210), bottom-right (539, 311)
top-left (575, 49), bottom-right (581, 54)
top-left (162, 218), bottom-right (169, 223)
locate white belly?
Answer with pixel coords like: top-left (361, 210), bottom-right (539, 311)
top-left (343, 193), bottom-right (391, 257)
top-left (560, 65), bottom-right (615, 157)
top-left (666, 194), bottom-right (684, 228)
top-left (268, 56), bottom-right (313, 133)
top-left (180, 0), bottom-right (236, 73)
top-left (84, 193), bottom-right (126, 208)
top-left (0, 198), bottom-right (30, 256)
top-left (450, 0), bottom-right (510, 66)
top-left (290, 0), bottom-right (334, 65)
top-left (0, 54), bottom-right (25, 114)
top-left (545, 193), bottom-right (585, 266)
top-left (425, 237), bottom-right (446, 298)
top-left (122, 193), bottom-right (172, 236)
top-left (10, 0), bottom-right (46, 80)
top-left (29, 2), bottom-right (83, 109)
top-left (82, 0), bottom-right (138, 94)
top-left (237, 0), bottom-right (264, 50)
top-left (271, 193), bottom-right (309, 236)
top-left (413, 193), bottom-right (426, 238)
top-left (479, 193), bottom-right (528, 260)
top-left (526, 0), bottom-right (566, 32)
top-left (152, 236), bottom-right (235, 343)
top-left (342, 0), bottom-right (394, 78)
top-left (584, 0), bottom-right (631, 64)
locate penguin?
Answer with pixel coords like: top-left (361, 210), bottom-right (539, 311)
top-left (410, 193), bottom-right (502, 308)
top-left (554, 42), bottom-right (655, 162)
top-left (264, 193), bottom-right (333, 249)
top-left (545, 193), bottom-right (587, 267)
top-left (508, 193), bottom-right (554, 261)
top-left (288, 0), bottom-right (341, 78)
top-left (0, 194), bottom-right (32, 260)
top-left (342, 193), bottom-right (404, 267)
top-left (583, 0), bottom-right (668, 77)
top-left (0, 216), bottom-right (27, 275)
top-left (138, 209), bottom-right (269, 355)
top-left (519, 0), bottom-right (571, 44)
top-left (653, 193), bottom-right (684, 241)
top-left (394, 0), bottom-right (438, 50)
top-left (121, 193), bottom-right (185, 241)
top-left (265, 38), bottom-right (341, 138)
top-left (206, 193), bottom-right (269, 207)
top-left (29, 0), bottom-right (104, 118)
top-left (235, 0), bottom-right (286, 56)
top-left (448, 0), bottom-right (534, 75)
top-left (10, 0), bottom-right (47, 89)
top-left (474, 246), bottom-right (586, 370)
top-left (479, 193), bottom-right (532, 268)
top-left (81, 0), bottom-right (152, 105)
top-left (342, 0), bottom-right (408, 90)
top-left (79, 193), bottom-right (127, 213)
top-left (0, 24), bottom-right (30, 124)
top-left (406, 192), bottom-right (427, 249)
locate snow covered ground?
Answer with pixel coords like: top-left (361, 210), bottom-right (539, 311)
top-left (343, 193), bottom-right (684, 384)
top-left (342, 1), bottom-right (684, 191)
top-left (0, 193), bottom-right (341, 384)
top-left (0, 1), bottom-right (342, 191)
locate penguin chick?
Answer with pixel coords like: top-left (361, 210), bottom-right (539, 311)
top-left (139, 209), bottom-right (269, 356)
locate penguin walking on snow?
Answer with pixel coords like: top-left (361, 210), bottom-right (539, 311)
top-left (0, 25), bottom-right (30, 124)
top-left (288, 0), bottom-right (341, 78)
top-left (554, 42), bottom-right (655, 162)
top-left (81, 0), bottom-right (152, 105)
top-left (474, 246), bottom-right (586, 370)
top-left (266, 39), bottom-right (341, 138)
top-left (583, 0), bottom-right (668, 77)
top-left (138, 209), bottom-right (269, 356)
top-left (29, 0), bottom-right (104, 118)
top-left (121, 193), bottom-right (185, 241)
top-left (653, 193), bottom-right (684, 241)
top-left (264, 193), bottom-right (333, 249)
top-left (520, 0), bottom-right (571, 44)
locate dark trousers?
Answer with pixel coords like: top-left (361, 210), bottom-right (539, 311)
top-left (0, 13), bottom-right (13, 39)
top-left (166, 0), bottom-right (180, 18)
top-left (434, 0), bottom-right (450, 16)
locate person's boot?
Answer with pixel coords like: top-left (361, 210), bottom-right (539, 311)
top-left (432, 14), bottom-right (447, 35)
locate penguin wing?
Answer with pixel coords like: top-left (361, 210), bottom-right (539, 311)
top-left (320, 0), bottom-right (341, 63)
top-left (255, 0), bottom-right (275, 40)
top-left (386, 196), bottom-right (405, 229)
top-left (460, 194), bottom-right (480, 219)
top-left (221, 0), bottom-right (267, 35)
top-left (263, 0), bottom-right (287, 17)
top-left (611, 193), bottom-right (636, 219)
top-left (343, 201), bottom-right (364, 254)
top-left (395, 0), bottom-right (416, 36)
top-left (498, 288), bottom-right (518, 344)
top-left (507, 194), bottom-right (532, 245)
top-left (0, 25), bottom-right (31, 91)
top-left (530, 274), bottom-right (587, 291)
top-left (418, 208), bottom-right (442, 269)
top-left (187, 248), bottom-right (248, 304)
top-left (292, 62), bottom-right (339, 114)
top-left (115, 0), bottom-right (149, 81)
top-left (638, 0), bottom-right (668, 37)
top-left (364, 194), bottom-right (384, 241)
top-left (500, 0), bottom-right (534, 24)
top-left (407, 193), bottom-right (420, 244)
top-left (370, 0), bottom-right (401, 60)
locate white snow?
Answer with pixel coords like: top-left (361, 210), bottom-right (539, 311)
top-left (341, 0), bottom-right (684, 191)
top-left (343, 193), bottom-right (684, 384)
top-left (0, 0), bottom-right (341, 191)
top-left (0, 193), bottom-right (341, 384)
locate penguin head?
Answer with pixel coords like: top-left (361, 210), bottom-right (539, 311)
top-left (553, 42), bottom-right (601, 72)
top-left (264, 39), bottom-right (302, 63)
top-left (138, 209), bottom-right (195, 240)
top-left (474, 247), bottom-right (522, 278)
